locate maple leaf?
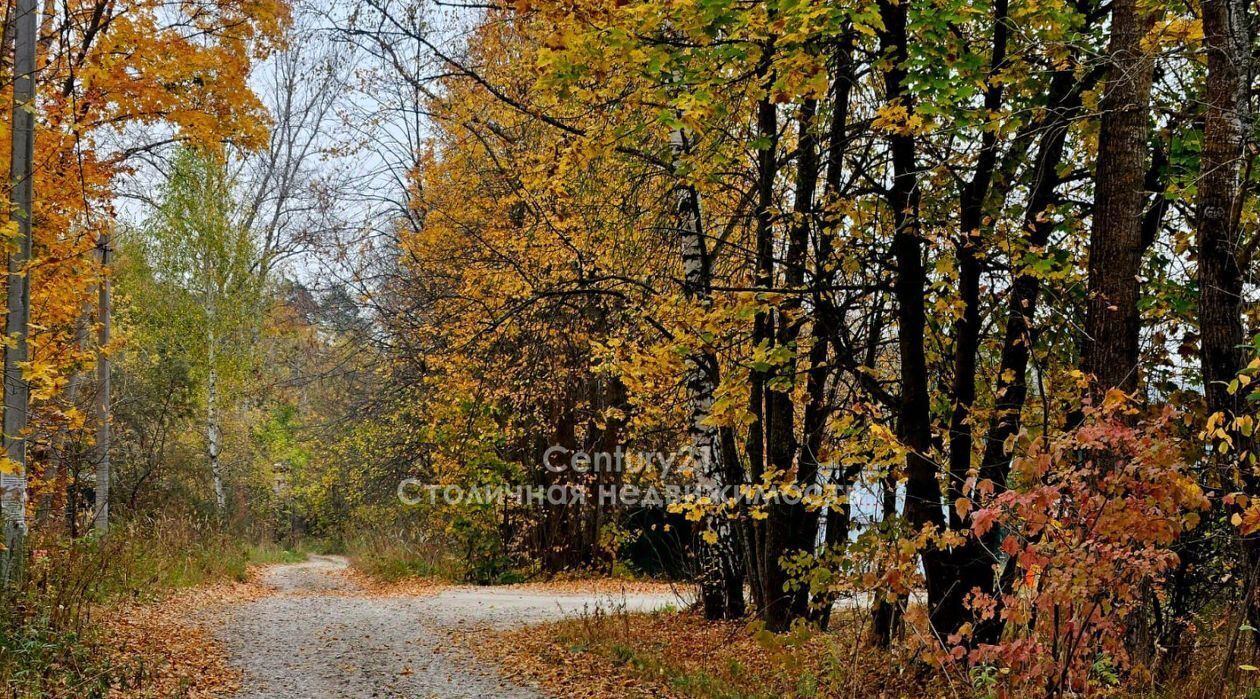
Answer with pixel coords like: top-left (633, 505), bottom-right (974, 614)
top-left (971, 507), bottom-right (999, 537)
top-left (1237, 506), bottom-right (1260, 537)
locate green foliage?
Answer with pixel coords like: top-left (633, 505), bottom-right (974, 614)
top-left (255, 404), bottom-right (311, 473)
top-left (0, 619), bottom-right (116, 699)
top-left (109, 150), bottom-right (342, 528)
top-left (139, 147), bottom-right (267, 389)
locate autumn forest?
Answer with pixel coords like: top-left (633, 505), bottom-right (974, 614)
top-left (1, 0), bottom-right (1258, 697)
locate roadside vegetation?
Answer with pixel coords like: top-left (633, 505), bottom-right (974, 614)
top-left (485, 607), bottom-right (1253, 699)
top-left (0, 517), bottom-right (305, 697)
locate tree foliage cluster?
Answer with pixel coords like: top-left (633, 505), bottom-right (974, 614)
top-left (314, 0), bottom-right (1260, 692)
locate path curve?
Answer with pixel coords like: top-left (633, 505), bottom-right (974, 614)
top-left (210, 555), bottom-right (686, 698)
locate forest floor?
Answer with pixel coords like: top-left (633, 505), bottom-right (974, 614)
top-left (191, 555), bottom-right (687, 698)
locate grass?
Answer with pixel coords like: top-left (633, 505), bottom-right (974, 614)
top-left (244, 540), bottom-right (311, 566)
top-left (484, 603), bottom-right (1260, 699)
top-left (0, 515), bottom-right (306, 698)
top-left (340, 533), bottom-right (514, 583)
top-left (0, 619), bottom-right (116, 698)
top-left (352, 545), bottom-right (450, 581)
top-left (478, 605), bottom-right (930, 699)
top-left (341, 532), bottom-right (670, 587)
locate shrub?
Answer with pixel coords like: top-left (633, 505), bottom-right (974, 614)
top-left (0, 515), bottom-right (298, 696)
top-left (958, 401), bottom-right (1209, 694)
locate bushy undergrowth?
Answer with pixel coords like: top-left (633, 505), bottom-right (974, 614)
top-left (339, 532), bottom-right (487, 583)
top-left (342, 530), bottom-right (645, 586)
top-left (498, 605), bottom-right (947, 698)
top-left (0, 515), bottom-right (305, 697)
top-left (514, 606), bottom-right (1260, 699)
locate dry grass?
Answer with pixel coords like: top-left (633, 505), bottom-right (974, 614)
top-left (471, 604), bottom-right (1260, 699)
top-left (334, 565), bottom-right (446, 597)
top-left (470, 606), bottom-right (954, 699)
top-left (494, 578), bottom-right (687, 596)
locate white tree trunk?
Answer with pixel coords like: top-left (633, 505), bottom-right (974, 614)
top-left (208, 326), bottom-right (225, 515)
top-left (672, 130), bottom-right (722, 489)
top-left (93, 233), bottom-right (112, 533)
top-left (671, 127), bottom-right (739, 619)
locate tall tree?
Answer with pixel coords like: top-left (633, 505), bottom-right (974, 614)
top-left (1196, 0), bottom-right (1255, 643)
top-left (1198, 0), bottom-right (1251, 455)
top-left (144, 149), bottom-right (265, 517)
top-left (874, 0), bottom-right (946, 645)
top-left (671, 127), bottom-right (744, 620)
top-left (1081, 0), bottom-right (1160, 398)
top-left (93, 232), bottom-right (112, 532)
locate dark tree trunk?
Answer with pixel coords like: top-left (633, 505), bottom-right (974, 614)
top-left (948, 0), bottom-right (1007, 529)
top-left (744, 36), bottom-right (781, 621)
top-left (762, 97), bottom-right (821, 631)
top-left (959, 67), bottom-right (1092, 645)
top-left (980, 68), bottom-right (1089, 489)
top-left (1198, 0), bottom-right (1250, 432)
top-left (1081, 0), bottom-right (1158, 399)
top-left (804, 35), bottom-right (861, 628)
top-left (930, 0), bottom-right (1012, 642)
top-left (871, 471), bottom-right (905, 642)
top-left (875, 0), bottom-right (947, 646)
top-left (1196, 0), bottom-right (1257, 650)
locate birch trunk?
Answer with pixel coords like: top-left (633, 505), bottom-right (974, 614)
top-left (92, 233), bottom-right (111, 533)
top-left (207, 281), bottom-right (225, 515)
top-left (671, 128), bottom-right (743, 620)
top-left (208, 327), bottom-right (225, 515)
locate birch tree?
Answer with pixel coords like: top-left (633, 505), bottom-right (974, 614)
top-left (670, 127), bottom-right (745, 620)
top-left (144, 149), bottom-right (264, 516)
top-left (93, 233), bottom-right (112, 532)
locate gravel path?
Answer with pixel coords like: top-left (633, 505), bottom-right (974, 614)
top-left (211, 555), bottom-right (687, 698)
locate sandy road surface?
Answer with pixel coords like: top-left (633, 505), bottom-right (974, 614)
top-left (210, 555), bottom-right (685, 698)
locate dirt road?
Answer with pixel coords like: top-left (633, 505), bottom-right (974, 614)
top-left (210, 555), bottom-right (685, 698)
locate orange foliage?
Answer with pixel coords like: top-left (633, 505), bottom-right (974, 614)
top-left (5, 0), bottom-right (287, 507)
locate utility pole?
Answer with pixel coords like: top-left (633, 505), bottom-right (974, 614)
top-left (2, 0), bottom-right (38, 581)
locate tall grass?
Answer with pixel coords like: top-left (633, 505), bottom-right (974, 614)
top-left (342, 525), bottom-right (549, 584)
top-left (339, 532), bottom-right (469, 582)
top-left (0, 515), bottom-right (304, 697)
